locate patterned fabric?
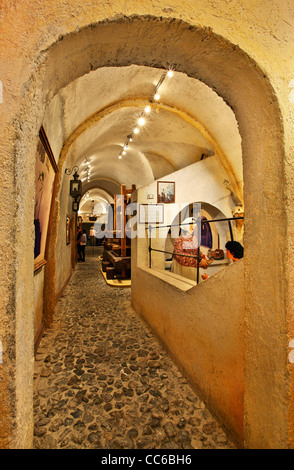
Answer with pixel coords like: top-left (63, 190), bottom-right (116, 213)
top-left (172, 235), bottom-right (200, 267)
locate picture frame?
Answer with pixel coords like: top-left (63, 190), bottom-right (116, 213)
top-left (34, 126), bottom-right (58, 270)
top-left (66, 216), bottom-right (71, 245)
top-left (139, 204), bottom-right (164, 224)
top-left (157, 181), bottom-right (175, 204)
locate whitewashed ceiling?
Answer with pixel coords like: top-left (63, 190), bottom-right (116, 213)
top-left (44, 64), bottom-right (242, 213)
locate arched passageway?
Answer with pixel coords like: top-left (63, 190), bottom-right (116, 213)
top-left (4, 14), bottom-right (291, 449)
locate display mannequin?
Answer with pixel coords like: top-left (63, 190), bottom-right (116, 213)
top-left (225, 241), bottom-right (244, 262)
top-left (171, 217), bottom-right (212, 281)
top-left (228, 206), bottom-right (244, 245)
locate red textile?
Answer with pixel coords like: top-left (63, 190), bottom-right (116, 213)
top-left (173, 235), bottom-right (200, 267)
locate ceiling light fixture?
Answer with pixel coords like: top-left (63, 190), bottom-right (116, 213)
top-left (117, 67), bottom-right (175, 159)
top-left (138, 116), bottom-right (146, 126)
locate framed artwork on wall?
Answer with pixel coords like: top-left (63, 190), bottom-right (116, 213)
top-left (157, 181), bottom-right (175, 204)
top-left (34, 126), bottom-right (58, 271)
top-left (66, 216), bottom-right (71, 245)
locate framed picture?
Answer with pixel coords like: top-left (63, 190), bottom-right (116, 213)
top-left (34, 126), bottom-right (58, 270)
top-left (139, 204), bottom-right (164, 224)
top-left (157, 181), bottom-right (175, 203)
top-left (66, 216), bottom-right (71, 245)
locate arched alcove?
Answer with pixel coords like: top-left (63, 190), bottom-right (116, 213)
top-left (12, 15), bottom-right (288, 448)
top-left (165, 202), bottom-right (226, 260)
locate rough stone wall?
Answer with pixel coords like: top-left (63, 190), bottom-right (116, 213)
top-left (0, 0), bottom-right (293, 448)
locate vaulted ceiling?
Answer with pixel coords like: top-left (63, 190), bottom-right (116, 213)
top-left (43, 64), bottom-right (243, 216)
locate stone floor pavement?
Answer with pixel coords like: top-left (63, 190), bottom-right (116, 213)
top-left (33, 247), bottom-right (236, 449)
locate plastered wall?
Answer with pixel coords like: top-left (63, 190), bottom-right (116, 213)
top-left (0, 0), bottom-right (293, 449)
top-left (33, 268), bottom-right (45, 346)
top-left (132, 155), bottom-right (244, 444)
top-left (32, 113), bottom-right (70, 348)
top-left (136, 155), bottom-right (233, 269)
top-left (55, 176), bottom-right (74, 297)
top-left (132, 259), bottom-right (245, 445)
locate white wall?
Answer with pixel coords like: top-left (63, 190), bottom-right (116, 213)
top-left (136, 155), bottom-right (234, 274)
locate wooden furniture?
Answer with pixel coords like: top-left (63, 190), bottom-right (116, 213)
top-left (102, 184), bottom-right (136, 281)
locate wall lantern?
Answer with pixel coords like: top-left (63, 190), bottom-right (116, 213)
top-left (65, 166), bottom-right (82, 198)
top-left (65, 166), bottom-right (82, 212)
top-left (70, 177), bottom-right (82, 198)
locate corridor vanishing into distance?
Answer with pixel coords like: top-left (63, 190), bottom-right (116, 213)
top-left (33, 248), bottom-right (235, 449)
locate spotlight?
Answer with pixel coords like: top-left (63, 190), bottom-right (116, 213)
top-left (114, 68), bottom-right (176, 165)
top-left (138, 117), bottom-right (146, 126)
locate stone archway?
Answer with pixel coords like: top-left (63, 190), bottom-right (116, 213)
top-left (12, 15), bottom-right (289, 448)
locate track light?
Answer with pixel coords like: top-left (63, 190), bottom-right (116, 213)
top-left (116, 67), bottom-right (174, 159)
top-left (138, 117), bottom-right (146, 126)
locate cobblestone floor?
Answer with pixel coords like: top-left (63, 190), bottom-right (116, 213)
top-left (33, 247), bottom-right (236, 449)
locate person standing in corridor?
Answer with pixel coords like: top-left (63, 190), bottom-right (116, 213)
top-left (77, 228), bottom-right (82, 262)
top-left (79, 230), bottom-right (87, 262)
